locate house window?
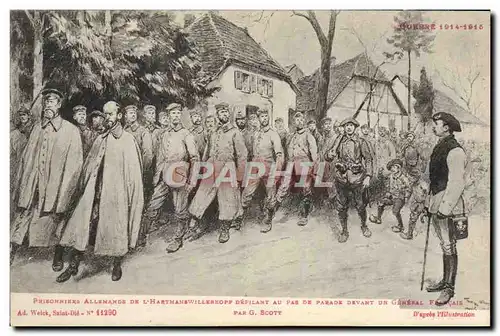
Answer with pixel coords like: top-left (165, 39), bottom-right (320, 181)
top-left (241, 73), bottom-right (250, 93)
top-left (235, 69), bottom-right (273, 97)
top-left (388, 115), bottom-right (396, 130)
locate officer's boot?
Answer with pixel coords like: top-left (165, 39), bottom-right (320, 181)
top-left (391, 212), bottom-right (404, 233)
top-left (166, 218), bottom-right (188, 253)
top-left (400, 217), bottom-right (417, 240)
top-left (218, 220), bottom-right (231, 243)
top-left (338, 211), bottom-right (349, 243)
top-left (52, 245), bottom-right (65, 272)
top-left (359, 208), bottom-right (372, 238)
top-left (297, 197), bottom-right (312, 226)
top-left (435, 254), bottom-right (457, 306)
top-left (369, 206), bottom-right (384, 224)
top-left (111, 256), bottom-right (123, 282)
top-left (260, 207), bottom-right (275, 233)
top-left (10, 243), bottom-right (20, 266)
top-left (426, 254), bottom-right (448, 292)
top-left (56, 249), bottom-right (82, 283)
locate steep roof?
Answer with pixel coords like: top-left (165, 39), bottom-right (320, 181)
top-left (186, 12), bottom-right (297, 92)
top-left (296, 53), bottom-right (389, 112)
top-left (393, 75), bottom-right (487, 126)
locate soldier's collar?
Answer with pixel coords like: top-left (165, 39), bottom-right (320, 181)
top-left (41, 115), bottom-right (63, 131)
top-left (190, 125), bottom-right (204, 134)
top-left (125, 121), bottom-right (140, 132)
top-left (104, 122), bottom-right (123, 139)
top-left (171, 123), bottom-right (184, 132)
top-left (78, 124), bottom-right (89, 131)
top-left (218, 122), bottom-right (234, 133)
top-left (261, 125), bottom-right (271, 132)
top-left (296, 128), bottom-right (306, 134)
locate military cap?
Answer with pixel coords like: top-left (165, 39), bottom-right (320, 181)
top-left (190, 108), bottom-right (202, 116)
top-left (17, 106), bottom-right (30, 115)
top-left (215, 102), bottom-right (230, 111)
top-left (360, 124), bottom-right (369, 129)
top-left (158, 110), bottom-right (169, 117)
top-left (166, 103), bottom-right (182, 112)
top-left (72, 105), bottom-right (87, 114)
top-left (41, 88), bottom-right (64, 100)
top-left (257, 109), bottom-right (269, 116)
top-left (124, 105), bottom-right (138, 113)
top-left (235, 110), bottom-right (246, 119)
top-left (387, 158), bottom-right (404, 170)
top-left (248, 113), bottom-right (258, 119)
top-left (143, 105), bottom-right (156, 113)
top-left (89, 110), bottom-right (105, 118)
top-left (322, 117), bottom-right (332, 124)
top-left (339, 118), bottom-right (360, 128)
top-left (275, 117), bottom-right (284, 122)
top-left (432, 112), bottom-right (462, 132)
top-left (307, 120), bottom-right (317, 125)
top-left (293, 112), bottom-right (304, 119)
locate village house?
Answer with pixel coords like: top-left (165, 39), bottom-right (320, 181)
top-left (392, 75), bottom-right (489, 142)
top-left (296, 53), bottom-right (409, 132)
top-left (186, 12), bottom-right (298, 126)
top-left (284, 64), bottom-right (305, 84)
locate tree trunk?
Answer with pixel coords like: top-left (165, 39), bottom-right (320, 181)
top-left (407, 50), bottom-right (411, 130)
top-left (367, 82), bottom-right (373, 128)
top-left (32, 14), bottom-right (44, 120)
top-left (10, 49), bottom-right (22, 127)
top-left (315, 47), bottom-right (331, 121)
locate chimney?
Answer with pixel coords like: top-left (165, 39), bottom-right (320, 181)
top-left (184, 14), bottom-right (196, 28)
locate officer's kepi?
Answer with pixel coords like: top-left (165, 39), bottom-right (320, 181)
top-left (432, 112), bottom-right (462, 132)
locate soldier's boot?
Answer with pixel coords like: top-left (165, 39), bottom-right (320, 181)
top-left (435, 254), bottom-right (457, 306)
top-left (297, 198), bottom-right (312, 227)
top-left (10, 243), bottom-right (20, 267)
top-left (391, 213), bottom-right (404, 233)
top-left (166, 219), bottom-right (189, 253)
top-left (426, 254), bottom-right (448, 292)
top-left (369, 206), bottom-right (384, 224)
top-left (400, 218), bottom-right (417, 240)
top-left (56, 249), bottom-right (82, 283)
top-left (260, 208), bottom-right (275, 233)
top-left (218, 220), bottom-right (231, 244)
top-left (359, 209), bottom-right (372, 238)
top-left (231, 208), bottom-right (246, 231)
top-left (52, 245), bottom-right (65, 272)
top-left (111, 257), bottom-right (123, 282)
top-left (338, 211), bottom-right (349, 243)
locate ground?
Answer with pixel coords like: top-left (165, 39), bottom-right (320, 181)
top-left (10, 204), bottom-right (490, 307)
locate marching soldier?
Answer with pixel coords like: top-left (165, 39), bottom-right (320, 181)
top-left (123, 105), bottom-right (154, 174)
top-left (189, 109), bottom-right (207, 158)
top-left (143, 104), bottom-right (160, 134)
top-left (400, 131), bottom-right (424, 184)
top-left (57, 101), bottom-right (144, 283)
top-left (376, 126), bottom-right (397, 174)
top-left (238, 109), bottom-right (284, 233)
top-left (152, 109), bottom-right (171, 158)
top-left (89, 110), bottom-right (105, 136)
top-left (188, 102), bottom-right (248, 244)
top-left (11, 89), bottom-right (83, 270)
top-left (72, 105), bottom-right (94, 157)
top-left (325, 118), bottom-right (373, 243)
top-left (307, 119), bottom-right (323, 145)
top-left (275, 117), bottom-right (289, 157)
top-left (423, 112), bottom-right (467, 306)
top-left (276, 112), bottom-right (318, 227)
top-left (142, 103), bottom-right (199, 252)
top-left (205, 114), bottom-right (217, 135)
top-left (318, 117), bottom-right (337, 200)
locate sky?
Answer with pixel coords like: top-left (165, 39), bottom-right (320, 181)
top-left (176, 10), bottom-right (490, 123)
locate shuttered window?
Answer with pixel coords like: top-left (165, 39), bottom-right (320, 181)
top-left (234, 71), bottom-right (243, 90)
top-left (250, 75), bottom-right (257, 93)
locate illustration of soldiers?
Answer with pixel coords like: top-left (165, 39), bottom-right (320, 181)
top-left (423, 112), bottom-right (467, 306)
top-left (152, 109), bottom-right (171, 158)
top-left (275, 117), bottom-right (289, 157)
top-left (205, 114), bottom-right (217, 134)
top-left (318, 117), bottom-right (337, 200)
top-left (307, 119), bottom-right (323, 145)
top-left (400, 131), bottom-right (424, 183)
top-left (89, 110), bottom-right (105, 136)
top-left (325, 118), bottom-right (373, 243)
top-left (238, 109), bottom-right (284, 233)
top-left (143, 104), bottom-right (160, 134)
top-left (142, 103), bottom-right (199, 252)
top-left (188, 102), bottom-right (248, 244)
top-left (376, 126), bottom-right (397, 174)
top-left (10, 89), bottom-right (83, 269)
top-left (369, 159), bottom-right (412, 233)
top-left (189, 109), bottom-right (207, 158)
top-left (276, 112), bottom-right (318, 226)
top-left (72, 105), bottom-right (93, 157)
top-left (57, 101), bottom-right (144, 283)
top-left (400, 180), bottom-right (429, 240)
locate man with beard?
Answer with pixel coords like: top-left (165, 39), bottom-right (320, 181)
top-left (89, 110), bottom-right (105, 136)
top-left (326, 118), bottom-right (373, 243)
top-left (72, 105), bottom-right (93, 158)
top-left (10, 89), bottom-right (83, 269)
top-left (317, 117), bottom-right (337, 201)
top-left (235, 111), bottom-right (251, 157)
top-left (422, 112), bottom-right (467, 306)
top-left (188, 102), bottom-right (247, 245)
top-left (152, 109), bottom-right (171, 158)
top-left (238, 109), bottom-right (283, 233)
top-left (275, 117), bottom-right (289, 157)
top-left (142, 103), bottom-right (199, 252)
top-left (123, 105), bottom-right (153, 174)
top-left (189, 109), bottom-right (207, 158)
top-left (276, 112), bottom-right (318, 227)
top-left (205, 114), bottom-right (217, 134)
top-left (57, 101), bottom-right (144, 283)
top-left (376, 126), bottom-right (397, 175)
top-left (143, 105), bottom-right (159, 134)
top-left (307, 119), bottom-right (323, 145)
top-left (400, 131), bottom-right (424, 184)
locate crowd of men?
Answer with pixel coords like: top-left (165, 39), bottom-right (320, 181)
top-left (10, 87), bottom-right (468, 306)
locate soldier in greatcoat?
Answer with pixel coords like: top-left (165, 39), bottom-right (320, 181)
top-left (143, 104), bottom-right (160, 134)
top-left (276, 112), bottom-right (318, 227)
top-left (275, 117), bottom-right (289, 158)
top-left (189, 109), bottom-right (208, 158)
top-left (72, 105), bottom-right (94, 158)
top-left (10, 89), bottom-right (83, 270)
top-left (422, 112), bottom-right (467, 306)
top-left (151, 109), bottom-right (171, 159)
top-left (307, 119), bottom-right (323, 146)
top-left (142, 103), bottom-right (199, 252)
top-left (56, 101), bottom-right (144, 283)
top-left (325, 118), bottom-right (373, 243)
top-left (188, 102), bottom-right (248, 244)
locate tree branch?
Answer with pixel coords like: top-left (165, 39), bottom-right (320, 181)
top-left (293, 10), bottom-right (327, 47)
top-left (327, 10), bottom-right (340, 47)
top-left (24, 10), bottom-right (37, 28)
